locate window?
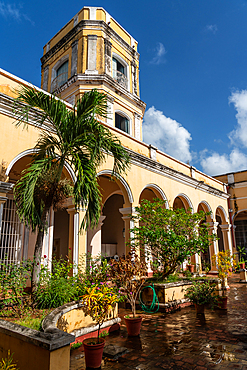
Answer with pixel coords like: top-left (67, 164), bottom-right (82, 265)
top-left (51, 59), bottom-right (68, 92)
top-left (56, 61), bottom-right (68, 88)
top-left (112, 56), bottom-right (128, 89)
top-left (115, 113), bottom-right (129, 134)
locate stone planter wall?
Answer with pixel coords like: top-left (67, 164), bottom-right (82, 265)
top-left (140, 279), bottom-right (219, 311)
top-left (0, 319), bottom-right (74, 370)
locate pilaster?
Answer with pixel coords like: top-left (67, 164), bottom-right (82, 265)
top-left (85, 35), bottom-right (98, 74)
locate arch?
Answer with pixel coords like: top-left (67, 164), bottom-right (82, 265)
top-left (6, 149), bottom-right (77, 184)
top-left (173, 193), bottom-right (194, 212)
top-left (97, 170), bottom-right (134, 205)
top-left (197, 200), bottom-right (212, 214)
top-left (215, 205), bottom-right (228, 224)
top-left (232, 209), bottom-right (247, 222)
top-left (140, 184), bottom-right (169, 208)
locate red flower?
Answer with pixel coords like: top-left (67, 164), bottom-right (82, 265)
top-left (44, 255), bottom-right (47, 258)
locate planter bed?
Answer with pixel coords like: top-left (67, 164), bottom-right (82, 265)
top-left (43, 301), bottom-right (121, 345)
top-left (139, 278), bottom-right (219, 312)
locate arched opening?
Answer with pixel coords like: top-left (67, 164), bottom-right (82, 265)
top-left (173, 194), bottom-right (193, 211)
top-left (216, 207), bottom-right (228, 254)
top-left (87, 173), bottom-right (132, 259)
top-left (197, 202), bottom-right (213, 271)
top-left (1, 153), bottom-right (74, 267)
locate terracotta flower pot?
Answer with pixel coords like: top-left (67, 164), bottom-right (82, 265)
top-left (83, 337), bottom-right (105, 368)
top-left (124, 315), bottom-right (142, 336)
top-left (218, 296), bottom-right (228, 310)
top-left (239, 262), bottom-right (245, 269)
top-left (187, 264), bottom-right (194, 273)
top-left (194, 303), bottom-right (205, 314)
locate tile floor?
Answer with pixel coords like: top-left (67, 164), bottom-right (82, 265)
top-left (70, 275), bottom-right (247, 370)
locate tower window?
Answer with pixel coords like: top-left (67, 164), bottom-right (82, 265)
top-left (51, 60), bottom-right (68, 92)
top-left (115, 113), bottom-right (129, 134)
top-left (112, 57), bottom-right (128, 89)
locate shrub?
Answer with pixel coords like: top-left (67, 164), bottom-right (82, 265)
top-left (0, 260), bottom-right (32, 315)
top-left (34, 258), bottom-right (80, 308)
top-left (185, 281), bottom-right (217, 308)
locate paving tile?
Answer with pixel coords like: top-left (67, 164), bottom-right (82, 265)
top-left (69, 275), bottom-right (247, 370)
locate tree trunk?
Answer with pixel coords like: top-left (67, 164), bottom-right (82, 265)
top-left (31, 206), bottom-right (50, 292)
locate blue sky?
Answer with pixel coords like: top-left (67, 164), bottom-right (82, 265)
top-left (1, 0), bottom-right (247, 176)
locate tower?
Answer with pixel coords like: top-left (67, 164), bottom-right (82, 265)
top-left (41, 6), bottom-right (146, 141)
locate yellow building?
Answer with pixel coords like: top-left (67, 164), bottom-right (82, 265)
top-left (215, 170), bottom-right (247, 260)
top-left (0, 6), bottom-right (233, 273)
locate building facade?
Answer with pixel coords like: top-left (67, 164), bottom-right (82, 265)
top-left (0, 7), bottom-right (234, 273)
top-left (215, 170), bottom-right (247, 260)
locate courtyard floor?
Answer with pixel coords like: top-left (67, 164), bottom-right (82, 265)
top-left (70, 274), bottom-right (247, 370)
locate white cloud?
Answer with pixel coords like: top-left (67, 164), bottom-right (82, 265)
top-left (150, 42), bottom-right (166, 65)
top-left (200, 148), bottom-right (247, 176)
top-left (228, 89), bottom-right (247, 147)
top-left (0, 2), bottom-right (33, 24)
top-left (205, 24), bottom-right (218, 34)
top-left (143, 106), bottom-right (192, 163)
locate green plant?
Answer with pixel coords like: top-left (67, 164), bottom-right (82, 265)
top-left (130, 199), bottom-right (214, 279)
top-left (108, 251), bottom-right (147, 317)
top-left (82, 283), bottom-right (119, 343)
top-left (34, 258), bottom-right (80, 308)
top-left (212, 251), bottom-right (237, 296)
top-left (99, 330), bottom-right (109, 338)
top-left (0, 260), bottom-right (33, 316)
top-left (185, 281), bottom-right (217, 308)
top-left (237, 246), bottom-right (246, 263)
top-left (0, 350), bottom-right (18, 370)
top-left (13, 87), bottom-right (129, 288)
top-left (70, 341), bottom-right (83, 350)
top-left (78, 254), bottom-right (110, 293)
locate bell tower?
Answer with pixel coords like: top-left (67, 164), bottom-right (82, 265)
top-left (41, 6), bottom-right (146, 140)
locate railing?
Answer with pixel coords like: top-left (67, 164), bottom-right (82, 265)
top-left (113, 70), bottom-right (128, 89)
top-left (51, 72), bottom-right (68, 93)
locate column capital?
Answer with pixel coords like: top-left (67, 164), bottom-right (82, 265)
top-left (119, 207), bottom-right (137, 220)
top-left (219, 223), bottom-right (231, 231)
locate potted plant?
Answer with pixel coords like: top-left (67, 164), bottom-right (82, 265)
top-left (186, 262), bottom-right (195, 274)
top-left (185, 280), bottom-right (217, 314)
top-left (109, 251), bottom-right (147, 336)
top-left (212, 251), bottom-right (236, 309)
top-left (82, 283), bottom-right (119, 368)
top-left (237, 246), bottom-right (246, 269)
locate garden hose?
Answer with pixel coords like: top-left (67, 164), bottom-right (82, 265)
top-left (139, 284), bottom-right (159, 313)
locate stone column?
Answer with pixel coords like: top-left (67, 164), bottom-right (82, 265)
top-left (220, 224), bottom-right (233, 254)
top-left (87, 215), bottom-right (106, 257)
top-left (208, 221), bottom-right (219, 273)
top-left (85, 35), bottom-right (98, 74)
top-left (134, 113), bottom-right (141, 141)
top-left (119, 207), bottom-right (138, 256)
top-left (104, 38), bottom-right (112, 76)
top-left (41, 208), bottom-right (54, 271)
top-left (71, 40), bottom-right (78, 77)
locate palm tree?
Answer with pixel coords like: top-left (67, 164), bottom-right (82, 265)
top-left (13, 86), bottom-right (130, 288)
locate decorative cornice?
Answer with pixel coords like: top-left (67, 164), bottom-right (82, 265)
top-left (125, 148), bottom-right (229, 200)
top-left (0, 93), bottom-right (55, 133)
top-left (0, 182), bottom-right (14, 194)
top-left (41, 20), bottom-right (139, 66)
top-left (53, 73), bottom-right (146, 110)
